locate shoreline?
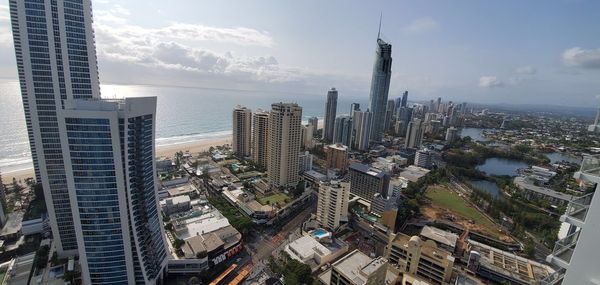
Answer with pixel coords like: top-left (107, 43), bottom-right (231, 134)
top-left (3, 136), bottom-right (233, 183)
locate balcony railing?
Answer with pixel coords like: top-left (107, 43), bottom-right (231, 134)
top-left (539, 268), bottom-right (565, 285)
top-left (547, 230), bottom-right (580, 268)
top-left (576, 154), bottom-right (600, 183)
top-left (561, 192), bottom-right (594, 227)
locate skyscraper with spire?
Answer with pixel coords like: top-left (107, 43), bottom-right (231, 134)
top-left (368, 17), bottom-right (393, 142)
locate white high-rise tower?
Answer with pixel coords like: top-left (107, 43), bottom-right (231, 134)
top-left (59, 98), bottom-right (168, 284)
top-left (9, 0), bottom-right (101, 256)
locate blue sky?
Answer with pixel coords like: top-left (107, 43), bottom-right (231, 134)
top-left (0, 0), bottom-right (599, 106)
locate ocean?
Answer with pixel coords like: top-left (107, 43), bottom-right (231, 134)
top-left (0, 81), bottom-right (369, 174)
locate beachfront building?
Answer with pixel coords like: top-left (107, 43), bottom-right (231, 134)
top-left (316, 181), bottom-right (350, 230)
top-left (9, 0), bottom-right (101, 256)
top-left (59, 98), bottom-right (168, 284)
top-left (252, 109), bottom-right (270, 169)
top-left (333, 115), bottom-right (353, 148)
top-left (352, 110), bottom-right (373, 151)
top-left (301, 123), bottom-right (315, 149)
top-left (543, 155), bottom-right (600, 284)
top-left (349, 163), bottom-right (390, 202)
top-left (268, 103), bottom-right (302, 188)
top-left (322, 88), bottom-right (338, 142)
top-left (232, 105), bottom-right (252, 158)
top-left (368, 31), bottom-right (393, 143)
top-left (385, 233), bottom-right (455, 284)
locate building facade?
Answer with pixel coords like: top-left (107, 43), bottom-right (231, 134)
top-left (386, 234), bottom-right (454, 284)
top-left (252, 110), bottom-right (269, 169)
top-left (316, 181), bottom-right (350, 230)
top-left (298, 151), bottom-right (313, 173)
top-left (368, 36), bottom-right (392, 142)
top-left (544, 155), bottom-right (600, 284)
top-left (352, 110), bottom-right (372, 151)
top-left (405, 118), bottom-right (424, 149)
top-left (232, 106), bottom-right (252, 157)
top-left (333, 115), bottom-right (353, 148)
top-left (268, 103), bottom-right (302, 188)
top-left (9, 0), bottom-right (102, 256)
top-left (59, 98), bottom-right (168, 284)
top-left (322, 88), bottom-right (338, 142)
top-left (349, 163), bottom-right (390, 202)
top-left (325, 144), bottom-right (349, 172)
top-left (414, 149), bottom-right (432, 169)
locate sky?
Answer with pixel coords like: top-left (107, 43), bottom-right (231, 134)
top-left (0, 0), bottom-right (599, 107)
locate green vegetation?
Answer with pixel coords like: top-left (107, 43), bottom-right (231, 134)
top-left (268, 252), bottom-right (317, 285)
top-left (207, 195), bottom-right (253, 235)
top-left (425, 186), bottom-right (496, 230)
top-left (257, 193), bottom-right (290, 206)
top-left (33, 245), bottom-right (50, 272)
top-left (469, 187), bottom-right (560, 247)
top-left (24, 183), bottom-right (46, 220)
top-left (396, 169), bottom-right (450, 226)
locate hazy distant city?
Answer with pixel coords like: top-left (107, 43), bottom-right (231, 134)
top-left (0, 1), bottom-right (599, 285)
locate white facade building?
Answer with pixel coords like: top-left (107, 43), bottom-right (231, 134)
top-left (316, 181), bottom-right (350, 230)
top-left (59, 98), bottom-right (168, 284)
top-left (9, 0), bottom-right (101, 256)
top-left (545, 155), bottom-right (600, 285)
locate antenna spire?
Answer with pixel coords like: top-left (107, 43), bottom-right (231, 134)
top-left (378, 12), bottom-right (382, 39)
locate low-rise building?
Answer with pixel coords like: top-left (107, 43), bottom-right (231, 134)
top-left (513, 176), bottom-right (573, 206)
top-left (318, 250), bottom-right (389, 285)
top-left (284, 235), bottom-right (348, 272)
top-left (161, 195), bottom-right (192, 215)
top-left (399, 166), bottom-right (431, 183)
top-left (466, 239), bottom-right (554, 285)
top-left (414, 149), bottom-right (433, 169)
top-left (385, 233), bottom-right (454, 284)
top-left (419, 226), bottom-right (458, 253)
top-left (299, 151), bottom-right (313, 173)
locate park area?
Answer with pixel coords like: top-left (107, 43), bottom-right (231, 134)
top-left (257, 193), bottom-right (290, 206)
top-left (423, 185), bottom-right (511, 241)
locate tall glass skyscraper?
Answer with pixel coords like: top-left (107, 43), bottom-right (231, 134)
top-left (368, 36), bottom-right (392, 142)
top-left (9, 0), bottom-right (101, 256)
top-left (59, 98), bottom-right (168, 284)
top-left (322, 88), bottom-right (338, 143)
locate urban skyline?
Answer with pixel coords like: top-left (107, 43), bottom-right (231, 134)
top-left (1, 1), bottom-right (600, 285)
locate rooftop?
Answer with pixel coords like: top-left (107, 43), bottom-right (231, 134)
top-left (468, 239), bottom-right (554, 283)
top-left (331, 250), bottom-right (387, 285)
top-left (392, 234), bottom-right (454, 266)
top-left (420, 225), bottom-right (459, 248)
top-left (350, 163), bottom-right (387, 178)
top-left (514, 176), bottom-right (574, 201)
top-left (399, 165), bottom-right (431, 182)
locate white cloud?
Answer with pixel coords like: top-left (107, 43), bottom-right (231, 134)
top-left (562, 47), bottom-right (600, 69)
top-left (0, 4), bottom-right (11, 46)
top-left (403, 17), bottom-right (438, 34)
top-left (479, 76), bottom-right (504, 88)
top-left (514, 65), bottom-right (536, 75)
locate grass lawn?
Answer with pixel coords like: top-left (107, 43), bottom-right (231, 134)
top-left (425, 186), bottom-right (496, 230)
top-left (257, 193), bottom-right (290, 205)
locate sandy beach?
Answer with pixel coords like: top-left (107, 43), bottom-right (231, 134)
top-left (3, 136), bottom-right (233, 183)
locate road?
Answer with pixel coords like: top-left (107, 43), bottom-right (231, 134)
top-left (247, 199), bottom-right (316, 263)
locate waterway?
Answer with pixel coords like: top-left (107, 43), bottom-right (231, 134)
top-left (468, 180), bottom-right (501, 198)
top-left (460, 128), bottom-right (488, 142)
top-left (476, 157), bottom-right (529, 176)
top-left (545, 152), bottom-right (581, 165)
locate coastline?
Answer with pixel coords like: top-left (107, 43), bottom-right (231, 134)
top-left (4, 136), bottom-right (233, 183)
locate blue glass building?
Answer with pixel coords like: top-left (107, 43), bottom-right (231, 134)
top-left (60, 98), bottom-right (168, 284)
top-left (368, 37), bottom-right (392, 142)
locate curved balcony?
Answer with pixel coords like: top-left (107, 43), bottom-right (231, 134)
top-left (560, 192), bottom-right (594, 228)
top-left (546, 231), bottom-right (580, 269)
